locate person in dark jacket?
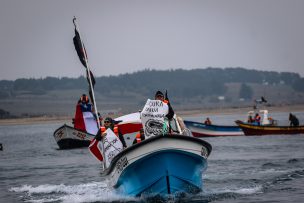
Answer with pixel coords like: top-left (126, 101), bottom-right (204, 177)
top-left (254, 113), bottom-right (261, 125)
top-left (94, 117), bottom-right (127, 148)
top-left (204, 117), bottom-right (212, 125)
top-left (289, 113), bottom-right (299, 127)
top-left (154, 90), bottom-right (174, 120)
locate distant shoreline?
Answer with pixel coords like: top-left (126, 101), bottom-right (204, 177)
top-left (177, 104), bottom-right (304, 117)
top-left (0, 104), bottom-right (303, 126)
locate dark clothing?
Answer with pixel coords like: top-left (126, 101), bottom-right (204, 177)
top-left (166, 102), bottom-right (174, 120)
top-left (289, 114), bottom-right (299, 127)
top-left (95, 126), bottom-right (127, 148)
top-left (204, 119), bottom-right (212, 125)
top-left (117, 129), bottom-right (127, 148)
top-left (254, 114), bottom-right (261, 126)
top-left (154, 90), bottom-right (174, 120)
top-left (247, 116), bottom-right (254, 123)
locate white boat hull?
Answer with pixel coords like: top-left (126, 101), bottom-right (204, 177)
top-left (53, 124), bottom-right (94, 149)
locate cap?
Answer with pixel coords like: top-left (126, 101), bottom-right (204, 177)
top-left (104, 117), bottom-right (113, 123)
top-left (155, 90), bottom-right (164, 97)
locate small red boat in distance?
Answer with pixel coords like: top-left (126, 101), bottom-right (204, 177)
top-left (235, 120), bottom-right (304, 136)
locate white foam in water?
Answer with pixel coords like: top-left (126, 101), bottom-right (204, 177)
top-left (233, 186), bottom-right (262, 194)
top-left (10, 181), bottom-right (136, 203)
top-left (204, 185), bottom-right (263, 197)
top-left (219, 185), bottom-right (263, 195)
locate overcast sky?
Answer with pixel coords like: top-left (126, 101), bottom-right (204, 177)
top-left (1, 0), bottom-right (304, 80)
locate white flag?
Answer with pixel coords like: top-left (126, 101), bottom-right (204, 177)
top-left (83, 112), bottom-right (98, 135)
top-left (103, 128), bottom-right (123, 168)
top-left (140, 99), bottom-right (169, 139)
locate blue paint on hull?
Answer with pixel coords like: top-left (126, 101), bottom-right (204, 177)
top-left (184, 120), bottom-right (242, 132)
top-left (115, 149), bottom-right (207, 196)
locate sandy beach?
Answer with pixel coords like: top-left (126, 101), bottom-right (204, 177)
top-left (0, 104), bottom-right (303, 126)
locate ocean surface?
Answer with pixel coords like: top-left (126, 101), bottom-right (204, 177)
top-left (1, 111), bottom-right (304, 203)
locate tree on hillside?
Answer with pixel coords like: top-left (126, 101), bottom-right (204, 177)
top-left (292, 78), bottom-right (304, 92)
top-left (239, 83), bottom-right (253, 100)
top-left (1, 68), bottom-right (303, 98)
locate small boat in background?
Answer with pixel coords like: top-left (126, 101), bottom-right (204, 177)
top-left (235, 109), bottom-right (304, 135)
top-left (53, 94), bottom-right (99, 149)
top-left (54, 112), bottom-right (143, 149)
top-left (184, 120), bottom-right (244, 137)
top-left (235, 120), bottom-right (304, 135)
top-left (53, 124), bottom-right (94, 149)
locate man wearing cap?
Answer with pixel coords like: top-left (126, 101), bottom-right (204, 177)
top-left (289, 113), bottom-right (299, 127)
top-left (154, 90), bottom-right (174, 120)
top-left (95, 117), bottom-right (127, 148)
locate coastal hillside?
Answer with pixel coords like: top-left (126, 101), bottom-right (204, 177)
top-left (0, 68), bottom-right (304, 117)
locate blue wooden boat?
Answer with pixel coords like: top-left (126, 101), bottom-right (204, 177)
top-left (184, 120), bottom-right (244, 137)
top-left (101, 134), bottom-right (212, 196)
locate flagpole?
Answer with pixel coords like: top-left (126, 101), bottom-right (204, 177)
top-left (73, 17), bottom-right (106, 169)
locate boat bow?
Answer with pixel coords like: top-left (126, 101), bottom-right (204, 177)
top-left (102, 134), bottom-right (212, 196)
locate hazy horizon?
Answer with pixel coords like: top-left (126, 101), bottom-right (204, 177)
top-left (1, 0), bottom-right (304, 80)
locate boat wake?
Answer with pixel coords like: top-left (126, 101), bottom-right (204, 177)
top-left (270, 169), bottom-right (304, 185)
top-left (9, 181), bottom-right (135, 203)
top-left (9, 182), bottom-right (263, 203)
top-left (9, 168), bottom-right (304, 203)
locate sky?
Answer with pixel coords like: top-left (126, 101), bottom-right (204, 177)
top-left (1, 0), bottom-right (304, 80)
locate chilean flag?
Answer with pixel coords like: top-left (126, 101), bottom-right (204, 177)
top-left (114, 112), bottom-right (143, 135)
top-left (89, 138), bottom-right (103, 161)
top-left (73, 103), bottom-right (98, 135)
top-left (89, 129), bottom-right (123, 165)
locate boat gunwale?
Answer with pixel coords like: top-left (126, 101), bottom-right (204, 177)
top-left (53, 124), bottom-right (95, 137)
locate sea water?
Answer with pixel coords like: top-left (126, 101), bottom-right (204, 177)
top-left (0, 111), bottom-right (304, 203)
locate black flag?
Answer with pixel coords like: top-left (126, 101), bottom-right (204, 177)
top-left (87, 70), bottom-right (96, 104)
top-left (165, 90), bottom-right (169, 102)
top-left (87, 70), bottom-right (96, 87)
top-left (73, 18), bottom-right (88, 68)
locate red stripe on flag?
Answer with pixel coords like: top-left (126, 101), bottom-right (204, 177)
top-left (89, 139), bottom-right (103, 161)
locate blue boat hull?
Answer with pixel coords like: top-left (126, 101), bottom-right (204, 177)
top-left (184, 120), bottom-right (244, 137)
top-left (115, 149), bottom-right (207, 196)
top-left (102, 134), bottom-right (211, 197)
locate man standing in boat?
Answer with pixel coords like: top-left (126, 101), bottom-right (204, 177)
top-left (204, 117), bottom-right (212, 125)
top-left (95, 117), bottom-right (127, 149)
top-left (289, 113), bottom-right (299, 127)
top-left (154, 90), bottom-right (174, 120)
top-left (140, 90), bottom-right (175, 138)
top-left (254, 113), bottom-right (261, 125)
